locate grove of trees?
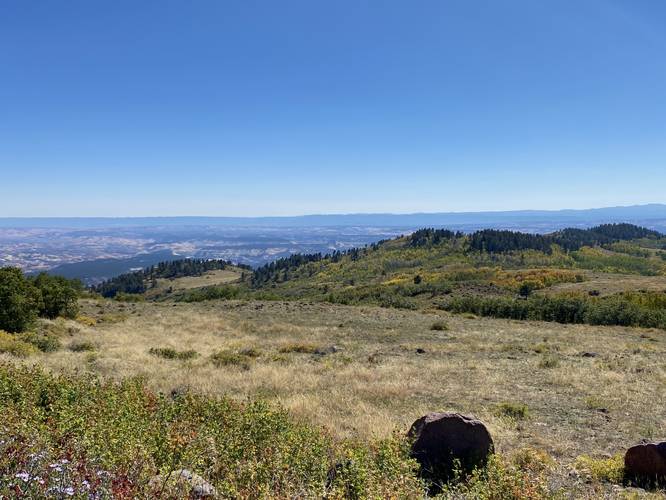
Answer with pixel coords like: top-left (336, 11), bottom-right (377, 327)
top-left (95, 258), bottom-right (249, 298)
top-left (0, 268), bottom-right (81, 332)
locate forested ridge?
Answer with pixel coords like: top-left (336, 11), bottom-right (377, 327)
top-left (251, 223), bottom-right (663, 286)
top-left (94, 258), bottom-right (250, 298)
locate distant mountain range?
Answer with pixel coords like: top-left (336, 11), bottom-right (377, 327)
top-left (2, 204), bottom-right (666, 229)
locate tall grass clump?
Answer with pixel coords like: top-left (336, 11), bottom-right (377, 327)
top-left (149, 347), bottom-right (199, 360)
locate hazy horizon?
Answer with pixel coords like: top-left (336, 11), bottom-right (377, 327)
top-left (1, 202), bottom-right (666, 221)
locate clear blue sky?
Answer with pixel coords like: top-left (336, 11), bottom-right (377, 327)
top-left (1, 0), bottom-right (665, 216)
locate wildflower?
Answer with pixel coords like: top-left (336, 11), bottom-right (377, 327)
top-left (65, 486), bottom-right (75, 496)
top-left (15, 472), bottom-right (30, 482)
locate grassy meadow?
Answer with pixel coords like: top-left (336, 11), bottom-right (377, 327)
top-left (5, 296), bottom-right (665, 497)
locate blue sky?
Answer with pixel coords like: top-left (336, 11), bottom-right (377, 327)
top-left (1, 0), bottom-right (665, 216)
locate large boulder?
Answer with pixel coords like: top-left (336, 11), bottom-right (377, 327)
top-left (624, 440), bottom-right (666, 485)
top-left (408, 412), bottom-right (493, 483)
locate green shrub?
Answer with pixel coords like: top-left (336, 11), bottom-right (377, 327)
top-left (69, 341), bottom-right (96, 352)
top-left (512, 447), bottom-right (554, 473)
top-left (210, 350), bottom-right (252, 369)
top-left (495, 402), bottom-right (530, 420)
top-left (440, 454), bottom-right (549, 498)
top-left (574, 453), bottom-right (624, 484)
top-left (430, 320), bottom-right (449, 331)
top-left (31, 273), bottom-right (81, 319)
top-left (16, 331), bottom-right (61, 352)
top-left (149, 347), bottom-right (199, 361)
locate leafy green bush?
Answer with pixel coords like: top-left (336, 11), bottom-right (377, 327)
top-left (31, 273), bottom-right (81, 319)
top-left (15, 330), bottom-right (61, 352)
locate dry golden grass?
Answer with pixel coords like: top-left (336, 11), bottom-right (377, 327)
top-left (544, 272), bottom-right (666, 296)
top-left (144, 268), bottom-right (243, 298)
top-left (7, 297), bottom-right (666, 496)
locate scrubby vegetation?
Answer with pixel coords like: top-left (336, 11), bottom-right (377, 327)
top-left (149, 347), bottom-right (199, 361)
top-left (442, 291), bottom-right (666, 329)
top-left (0, 363), bottom-right (429, 498)
top-left (245, 224), bottom-right (666, 314)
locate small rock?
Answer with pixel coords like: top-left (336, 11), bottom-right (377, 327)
top-left (625, 440), bottom-right (666, 485)
top-left (314, 345), bottom-right (340, 356)
top-left (415, 348), bottom-right (426, 354)
top-left (408, 412), bottom-right (494, 485)
top-left (149, 469), bottom-right (216, 498)
top-left (580, 352), bottom-right (598, 358)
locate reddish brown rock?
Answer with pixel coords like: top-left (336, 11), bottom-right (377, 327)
top-left (625, 440), bottom-right (666, 484)
top-left (408, 412), bottom-right (493, 483)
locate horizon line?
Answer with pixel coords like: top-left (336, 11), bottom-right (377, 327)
top-left (1, 202), bottom-right (666, 220)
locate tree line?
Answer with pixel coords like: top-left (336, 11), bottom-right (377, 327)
top-left (442, 291), bottom-right (666, 330)
top-left (250, 247), bottom-right (370, 286)
top-left (94, 258), bottom-right (250, 298)
top-left (0, 267), bottom-right (82, 332)
top-left (469, 223), bottom-right (661, 254)
top-left (407, 229), bottom-right (462, 247)
top-left (251, 223), bottom-right (662, 287)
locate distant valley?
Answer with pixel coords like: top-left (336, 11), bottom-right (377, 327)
top-left (1, 204), bottom-right (666, 284)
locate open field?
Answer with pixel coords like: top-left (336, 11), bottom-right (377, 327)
top-left (544, 272), bottom-right (666, 297)
top-left (9, 297), bottom-right (665, 496)
top-left (144, 268), bottom-right (243, 298)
